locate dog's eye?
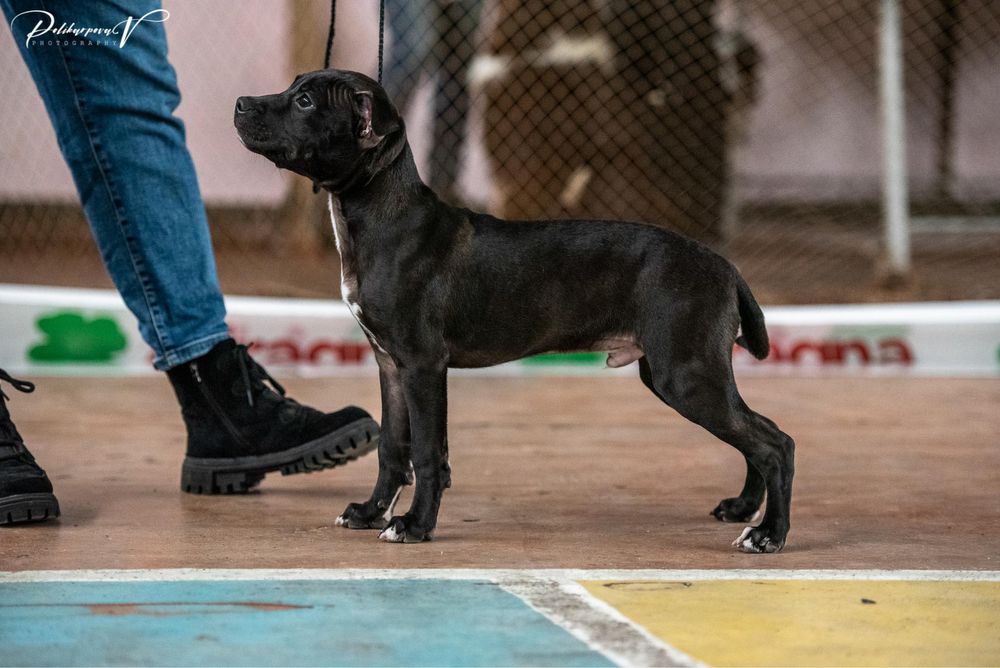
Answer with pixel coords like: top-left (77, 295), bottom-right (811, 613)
top-left (295, 93), bottom-right (314, 110)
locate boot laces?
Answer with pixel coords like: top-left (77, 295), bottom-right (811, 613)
top-left (0, 368), bottom-right (35, 452)
top-left (0, 368), bottom-right (35, 401)
top-left (234, 344), bottom-right (286, 408)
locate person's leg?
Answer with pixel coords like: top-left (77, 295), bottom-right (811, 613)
top-left (3, 0), bottom-right (228, 369)
top-left (3, 1), bottom-right (378, 495)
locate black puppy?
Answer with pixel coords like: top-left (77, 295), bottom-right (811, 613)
top-left (235, 69), bottom-right (795, 553)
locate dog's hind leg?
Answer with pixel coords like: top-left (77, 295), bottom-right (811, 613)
top-left (710, 458), bottom-right (766, 523)
top-left (337, 355), bottom-right (413, 530)
top-left (640, 334), bottom-right (794, 553)
top-left (639, 357), bottom-right (765, 524)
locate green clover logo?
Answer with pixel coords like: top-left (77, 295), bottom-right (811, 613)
top-left (29, 311), bottom-right (128, 363)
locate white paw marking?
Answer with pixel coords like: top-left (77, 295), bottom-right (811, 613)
top-left (334, 515), bottom-right (347, 527)
top-left (732, 526), bottom-right (780, 553)
top-left (732, 525), bottom-right (753, 547)
top-left (379, 524), bottom-right (403, 542)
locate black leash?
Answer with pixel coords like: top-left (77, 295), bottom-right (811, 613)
top-left (324, 0), bottom-right (385, 83)
top-left (377, 0), bottom-right (385, 82)
top-left (323, 0), bottom-right (336, 70)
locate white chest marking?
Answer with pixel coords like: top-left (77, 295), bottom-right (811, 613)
top-left (328, 195), bottom-right (388, 354)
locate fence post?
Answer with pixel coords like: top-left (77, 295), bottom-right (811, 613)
top-left (282, 0), bottom-right (331, 254)
top-left (879, 0), bottom-right (912, 282)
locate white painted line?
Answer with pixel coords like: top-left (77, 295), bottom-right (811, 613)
top-left (501, 577), bottom-right (702, 667)
top-left (1, 568), bottom-right (998, 583)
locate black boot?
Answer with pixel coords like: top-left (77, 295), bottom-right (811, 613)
top-left (0, 369), bottom-right (60, 524)
top-left (167, 339), bottom-right (378, 494)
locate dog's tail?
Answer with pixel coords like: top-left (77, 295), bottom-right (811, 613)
top-left (735, 274), bottom-right (770, 360)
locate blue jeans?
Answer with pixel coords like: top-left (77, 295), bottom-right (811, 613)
top-left (3, 0), bottom-right (229, 370)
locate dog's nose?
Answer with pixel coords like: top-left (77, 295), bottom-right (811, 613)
top-left (235, 96), bottom-right (254, 114)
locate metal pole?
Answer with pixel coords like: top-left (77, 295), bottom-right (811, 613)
top-left (879, 0), bottom-right (912, 279)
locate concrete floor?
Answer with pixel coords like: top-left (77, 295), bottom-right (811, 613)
top-left (1, 375), bottom-right (998, 571)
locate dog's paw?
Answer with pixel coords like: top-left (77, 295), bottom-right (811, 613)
top-left (378, 515), bottom-right (432, 544)
top-left (711, 496), bottom-right (762, 523)
top-left (336, 501), bottom-right (389, 530)
top-left (732, 526), bottom-right (785, 554)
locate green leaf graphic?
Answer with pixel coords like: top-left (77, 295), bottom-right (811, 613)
top-left (29, 311), bottom-right (128, 363)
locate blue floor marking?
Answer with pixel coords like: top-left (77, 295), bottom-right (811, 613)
top-left (0, 579), bottom-right (613, 667)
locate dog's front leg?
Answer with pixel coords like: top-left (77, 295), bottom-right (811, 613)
top-left (378, 364), bottom-right (449, 543)
top-left (337, 355), bottom-right (413, 529)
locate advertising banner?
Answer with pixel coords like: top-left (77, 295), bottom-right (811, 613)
top-left (1, 284), bottom-right (998, 376)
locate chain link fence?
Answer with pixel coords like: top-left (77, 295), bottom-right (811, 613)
top-left (1, 0), bottom-right (998, 303)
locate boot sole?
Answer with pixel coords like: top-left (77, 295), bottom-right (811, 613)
top-left (180, 417), bottom-right (379, 495)
top-left (0, 493), bottom-right (61, 525)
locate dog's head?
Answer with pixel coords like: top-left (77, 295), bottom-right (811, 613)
top-left (234, 69), bottom-right (402, 190)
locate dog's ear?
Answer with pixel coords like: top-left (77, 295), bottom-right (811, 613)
top-left (354, 89), bottom-right (400, 150)
top-left (354, 91), bottom-right (383, 149)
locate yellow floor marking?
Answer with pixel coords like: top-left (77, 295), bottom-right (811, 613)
top-left (581, 580), bottom-right (1000, 667)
